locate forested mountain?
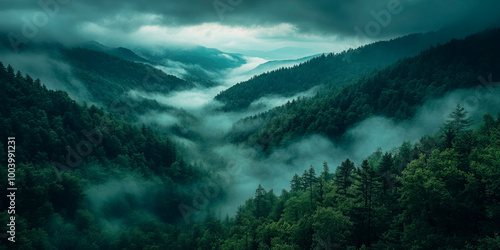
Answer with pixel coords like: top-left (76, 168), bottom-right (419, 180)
top-left (0, 38), bottom-right (196, 100)
top-left (244, 55), bottom-right (319, 78)
top-left (2, 0), bottom-right (499, 249)
top-left (62, 48), bottom-right (194, 104)
top-left (231, 28), bottom-right (500, 151)
top-left (174, 111), bottom-right (500, 249)
top-left (81, 41), bottom-right (151, 63)
top-left (81, 41), bottom-right (219, 87)
top-left (235, 47), bottom-right (322, 60)
top-left (215, 31), bottom-right (461, 111)
top-left (3, 57), bottom-right (498, 250)
top-left (0, 38), bottom-right (203, 126)
top-left (0, 63), bottom-right (213, 248)
top-left (136, 45), bottom-right (247, 81)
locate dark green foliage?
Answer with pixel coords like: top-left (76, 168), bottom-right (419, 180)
top-left (1, 28), bottom-right (499, 249)
top-left (175, 113), bottom-right (498, 249)
top-left (289, 173), bottom-right (301, 192)
top-left (334, 158), bottom-right (356, 196)
top-left (232, 28), bottom-right (500, 152)
top-left (0, 63), bottom-right (210, 249)
top-left (62, 48), bottom-right (193, 105)
top-left (216, 31), bottom-right (459, 111)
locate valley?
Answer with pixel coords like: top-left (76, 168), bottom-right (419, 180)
top-left (0, 1), bottom-right (500, 248)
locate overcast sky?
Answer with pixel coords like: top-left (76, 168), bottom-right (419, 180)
top-left (1, 0), bottom-right (500, 53)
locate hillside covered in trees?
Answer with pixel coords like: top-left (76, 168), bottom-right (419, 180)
top-left (1, 0), bottom-right (500, 249)
top-left (215, 31), bottom-right (460, 112)
top-left (0, 63), bottom-right (215, 249)
top-left (1, 61), bottom-right (498, 250)
top-left (62, 47), bottom-right (194, 105)
top-left (231, 28), bottom-right (500, 151)
top-left (172, 109), bottom-right (500, 249)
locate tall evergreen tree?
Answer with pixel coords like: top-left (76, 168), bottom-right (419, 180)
top-left (355, 159), bottom-right (380, 246)
top-left (321, 160), bottom-right (332, 182)
top-left (255, 184), bottom-right (265, 218)
top-left (445, 104), bottom-right (472, 134)
top-left (334, 158), bottom-right (356, 196)
top-left (290, 174), bottom-right (302, 192)
top-left (305, 165), bottom-right (318, 210)
top-left (377, 152), bottom-right (394, 192)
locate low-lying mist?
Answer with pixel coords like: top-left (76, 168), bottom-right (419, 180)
top-left (142, 85), bottom-right (500, 217)
top-left (9, 44), bottom-right (497, 223)
top-left (0, 51), bottom-right (95, 103)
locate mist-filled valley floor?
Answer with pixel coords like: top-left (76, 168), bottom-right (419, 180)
top-left (1, 1), bottom-right (500, 249)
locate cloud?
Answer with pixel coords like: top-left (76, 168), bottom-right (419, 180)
top-left (2, 0), bottom-right (499, 53)
top-left (153, 64), bottom-right (188, 79)
top-left (221, 56), bottom-right (269, 85)
top-left (248, 85), bottom-right (321, 112)
top-left (137, 111), bottom-right (180, 127)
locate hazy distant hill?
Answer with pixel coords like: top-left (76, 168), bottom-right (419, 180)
top-left (136, 45), bottom-right (247, 81)
top-left (82, 41), bottom-right (151, 63)
top-left (234, 47), bottom-right (324, 60)
top-left (0, 38), bottom-right (197, 118)
top-left (62, 47), bottom-right (194, 103)
top-left (244, 54), bottom-right (319, 77)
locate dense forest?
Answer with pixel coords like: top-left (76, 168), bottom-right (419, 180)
top-left (0, 37), bottom-right (205, 131)
top-left (0, 63), bottom-right (216, 249)
top-left (215, 31), bottom-right (461, 112)
top-left (2, 60), bottom-right (498, 248)
top-left (230, 28), bottom-right (500, 151)
top-left (80, 41), bottom-right (220, 88)
top-left (176, 109), bottom-right (499, 249)
top-left (1, 26), bottom-right (499, 249)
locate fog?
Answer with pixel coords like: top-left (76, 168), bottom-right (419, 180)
top-left (220, 56), bottom-right (269, 85)
top-left (248, 86), bottom-right (321, 112)
top-left (0, 51), bottom-right (95, 103)
top-left (151, 54), bottom-right (270, 88)
top-left (133, 82), bottom-right (500, 217)
top-left (85, 174), bottom-right (161, 232)
top-left (3, 42), bottom-right (498, 220)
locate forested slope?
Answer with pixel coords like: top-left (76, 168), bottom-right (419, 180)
top-left (185, 111), bottom-right (500, 249)
top-left (62, 48), bottom-right (194, 105)
top-left (3, 60), bottom-right (497, 250)
top-left (215, 31), bottom-right (458, 111)
top-left (232, 29), bottom-right (500, 151)
top-left (0, 63), bottom-right (211, 249)
top-left (0, 37), bottom-right (198, 113)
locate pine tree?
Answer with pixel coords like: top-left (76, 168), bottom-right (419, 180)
top-left (321, 160), bottom-right (332, 182)
top-left (255, 184), bottom-right (265, 218)
top-left (290, 174), bottom-right (302, 192)
top-left (444, 104), bottom-right (472, 135)
top-left (377, 152), bottom-right (394, 192)
top-left (334, 158), bottom-right (356, 196)
top-left (302, 165), bottom-right (318, 210)
top-left (356, 159), bottom-right (379, 246)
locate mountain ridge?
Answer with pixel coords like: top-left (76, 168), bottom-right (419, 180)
top-left (215, 30), bottom-right (468, 112)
